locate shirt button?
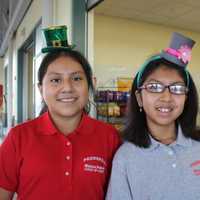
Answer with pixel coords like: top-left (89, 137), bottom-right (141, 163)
top-left (172, 163), bottom-right (176, 168)
top-left (66, 142), bottom-right (71, 146)
top-left (65, 171), bottom-right (70, 176)
top-left (66, 156), bottom-right (70, 160)
top-left (168, 151), bottom-right (174, 155)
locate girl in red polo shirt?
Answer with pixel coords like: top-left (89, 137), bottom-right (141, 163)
top-left (0, 26), bottom-right (121, 200)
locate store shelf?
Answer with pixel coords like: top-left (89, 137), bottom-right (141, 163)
top-left (95, 88), bottom-right (130, 131)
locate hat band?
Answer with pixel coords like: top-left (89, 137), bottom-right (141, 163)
top-left (165, 45), bottom-right (192, 64)
top-left (136, 55), bottom-right (161, 88)
top-left (136, 55), bottom-right (190, 88)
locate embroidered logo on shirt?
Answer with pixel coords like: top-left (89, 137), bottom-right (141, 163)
top-left (190, 160), bottom-right (200, 176)
top-left (83, 156), bottom-right (107, 174)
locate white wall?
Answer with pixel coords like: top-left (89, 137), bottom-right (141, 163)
top-left (0, 58), bottom-right (3, 84)
top-left (55, 0), bottom-right (73, 42)
top-left (0, 0), bottom-right (74, 128)
top-left (15, 0), bottom-right (43, 49)
top-left (94, 14), bottom-right (200, 87)
top-left (8, 0), bottom-right (43, 123)
top-left (94, 14), bottom-right (200, 124)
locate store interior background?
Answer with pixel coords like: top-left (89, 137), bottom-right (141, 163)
top-left (93, 0), bottom-right (200, 126)
top-left (1, 0), bottom-right (200, 135)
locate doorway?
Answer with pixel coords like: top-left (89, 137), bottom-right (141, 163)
top-left (17, 35), bottom-right (35, 123)
top-left (24, 42), bottom-right (35, 120)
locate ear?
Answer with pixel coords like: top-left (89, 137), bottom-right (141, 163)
top-left (135, 90), bottom-right (143, 108)
top-left (92, 76), bottom-right (97, 89)
top-left (184, 94), bottom-right (187, 103)
top-left (38, 83), bottom-right (43, 97)
top-left (185, 94), bottom-right (188, 100)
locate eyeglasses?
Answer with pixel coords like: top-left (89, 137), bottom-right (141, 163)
top-left (139, 82), bottom-right (189, 95)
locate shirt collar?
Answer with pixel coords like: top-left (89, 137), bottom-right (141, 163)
top-left (73, 112), bottom-right (95, 135)
top-left (37, 112), bottom-right (94, 135)
top-left (172, 125), bottom-right (192, 147)
top-left (147, 135), bottom-right (161, 151)
top-left (36, 112), bottom-right (58, 135)
top-left (146, 125), bottom-right (192, 151)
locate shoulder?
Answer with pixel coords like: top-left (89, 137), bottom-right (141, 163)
top-left (85, 115), bottom-right (121, 151)
top-left (5, 114), bottom-right (45, 142)
top-left (190, 138), bottom-right (200, 150)
top-left (10, 114), bottom-right (44, 132)
top-left (112, 141), bottom-right (140, 165)
top-left (114, 142), bottom-right (137, 158)
top-left (86, 115), bottom-right (119, 135)
top-left (90, 116), bottom-right (121, 143)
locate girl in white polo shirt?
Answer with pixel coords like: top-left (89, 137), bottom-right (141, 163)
top-left (106, 32), bottom-right (200, 200)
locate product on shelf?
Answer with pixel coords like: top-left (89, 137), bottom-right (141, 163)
top-left (95, 83), bottom-right (131, 131)
top-left (117, 77), bottom-right (132, 92)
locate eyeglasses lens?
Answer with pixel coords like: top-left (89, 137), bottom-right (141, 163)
top-left (144, 83), bottom-right (188, 94)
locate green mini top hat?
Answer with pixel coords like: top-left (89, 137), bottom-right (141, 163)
top-left (41, 25), bottom-right (75, 53)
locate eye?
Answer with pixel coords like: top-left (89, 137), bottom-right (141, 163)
top-left (71, 75), bottom-right (83, 82)
top-left (146, 83), bottom-right (163, 92)
top-left (170, 84), bottom-right (188, 94)
top-left (148, 83), bottom-right (158, 89)
top-left (50, 78), bottom-right (61, 84)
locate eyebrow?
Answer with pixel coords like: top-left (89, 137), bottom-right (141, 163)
top-left (47, 71), bottom-right (85, 76)
top-left (146, 79), bottom-right (159, 83)
top-left (146, 79), bottom-right (185, 85)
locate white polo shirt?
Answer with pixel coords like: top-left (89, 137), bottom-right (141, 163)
top-left (106, 126), bottom-right (200, 200)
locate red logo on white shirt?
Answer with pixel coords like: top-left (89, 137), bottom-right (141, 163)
top-left (190, 160), bottom-right (200, 176)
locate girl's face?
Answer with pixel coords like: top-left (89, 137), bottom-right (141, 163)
top-left (38, 56), bottom-right (89, 120)
top-left (136, 65), bottom-right (187, 130)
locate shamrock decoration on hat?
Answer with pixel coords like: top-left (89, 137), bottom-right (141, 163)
top-left (41, 25), bottom-right (75, 53)
top-left (161, 32), bottom-right (195, 68)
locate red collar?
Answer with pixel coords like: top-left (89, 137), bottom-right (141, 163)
top-left (36, 112), bottom-right (95, 136)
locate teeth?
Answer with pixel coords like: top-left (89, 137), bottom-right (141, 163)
top-left (58, 98), bottom-right (75, 102)
top-left (157, 108), bottom-right (171, 113)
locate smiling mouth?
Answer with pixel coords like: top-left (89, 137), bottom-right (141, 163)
top-left (156, 107), bottom-right (173, 113)
top-left (57, 97), bottom-right (77, 103)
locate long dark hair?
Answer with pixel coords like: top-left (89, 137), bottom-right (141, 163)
top-left (38, 50), bottom-right (94, 115)
top-left (124, 58), bottom-right (200, 148)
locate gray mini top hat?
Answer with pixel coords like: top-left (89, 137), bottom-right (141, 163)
top-left (136, 32), bottom-right (195, 87)
top-left (41, 25), bottom-right (75, 53)
top-left (161, 32), bottom-right (195, 68)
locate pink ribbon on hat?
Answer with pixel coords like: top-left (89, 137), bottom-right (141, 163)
top-left (165, 45), bottom-right (192, 64)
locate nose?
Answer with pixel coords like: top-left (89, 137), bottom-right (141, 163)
top-left (61, 78), bottom-right (73, 93)
top-left (159, 87), bottom-right (172, 101)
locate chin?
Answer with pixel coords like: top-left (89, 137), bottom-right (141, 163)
top-left (156, 120), bottom-right (175, 126)
top-left (49, 104), bottom-right (84, 117)
top-left (60, 110), bottom-right (82, 117)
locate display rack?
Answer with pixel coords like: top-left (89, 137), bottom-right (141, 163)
top-left (95, 87), bottom-right (130, 131)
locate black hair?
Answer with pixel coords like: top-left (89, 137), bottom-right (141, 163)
top-left (123, 57), bottom-right (200, 148)
top-left (38, 49), bottom-right (94, 115)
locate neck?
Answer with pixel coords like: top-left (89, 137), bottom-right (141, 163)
top-left (50, 112), bottom-right (83, 135)
top-left (148, 122), bottom-right (177, 145)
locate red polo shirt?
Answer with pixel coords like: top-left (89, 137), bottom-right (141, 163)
top-left (0, 112), bottom-right (121, 200)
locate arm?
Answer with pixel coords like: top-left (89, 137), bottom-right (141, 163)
top-left (0, 129), bottom-right (18, 197)
top-left (106, 147), bottom-right (133, 200)
top-left (0, 187), bottom-right (14, 200)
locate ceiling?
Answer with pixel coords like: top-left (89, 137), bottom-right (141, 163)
top-left (1, 0), bottom-right (200, 48)
top-left (0, 0), bottom-right (21, 49)
top-left (0, 0), bottom-right (9, 45)
top-left (95, 0), bottom-right (200, 33)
